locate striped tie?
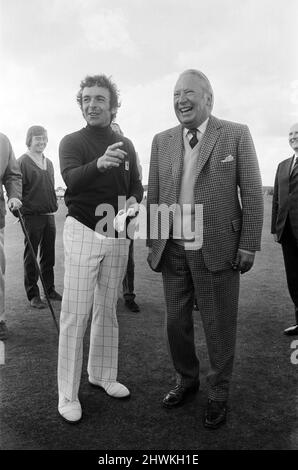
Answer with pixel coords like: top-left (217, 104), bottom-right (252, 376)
top-left (188, 129), bottom-right (198, 149)
top-left (291, 157), bottom-right (298, 179)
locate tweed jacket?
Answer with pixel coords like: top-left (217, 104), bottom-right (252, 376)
top-left (271, 156), bottom-right (298, 241)
top-left (147, 115), bottom-right (264, 272)
top-left (0, 133), bottom-right (22, 229)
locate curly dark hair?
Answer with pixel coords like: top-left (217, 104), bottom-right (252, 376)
top-left (76, 75), bottom-right (121, 121)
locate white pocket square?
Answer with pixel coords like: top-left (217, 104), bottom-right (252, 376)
top-left (221, 154), bottom-right (234, 163)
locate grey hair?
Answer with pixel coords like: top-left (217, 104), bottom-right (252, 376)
top-left (180, 69), bottom-right (214, 110)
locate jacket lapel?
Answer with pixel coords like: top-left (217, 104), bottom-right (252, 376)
top-left (195, 115), bottom-right (222, 179)
top-left (169, 125), bottom-right (184, 200)
top-left (282, 155), bottom-right (294, 181)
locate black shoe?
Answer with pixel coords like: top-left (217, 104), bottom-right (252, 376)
top-left (284, 324), bottom-right (298, 336)
top-left (30, 296), bottom-right (47, 309)
top-left (47, 290), bottom-right (62, 301)
top-left (125, 299), bottom-right (140, 312)
top-left (162, 382), bottom-right (200, 408)
top-left (204, 399), bottom-right (227, 429)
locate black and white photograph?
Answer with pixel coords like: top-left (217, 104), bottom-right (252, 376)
top-left (0, 0), bottom-right (297, 459)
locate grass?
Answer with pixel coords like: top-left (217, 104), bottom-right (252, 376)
top-left (0, 196), bottom-right (297, 450)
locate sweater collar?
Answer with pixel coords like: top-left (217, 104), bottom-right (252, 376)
top-left (85, 124), bottom-right (113, 139)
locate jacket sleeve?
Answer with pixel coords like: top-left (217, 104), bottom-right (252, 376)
top-left (127, 140), bottom-right (143, 203)
top-left (271, 165), bottom-right (279, 234)
top-left (47, 159), bottom-right (56, 187)
top-left (146, 134), bottom-right (160, 247)
top-left (237, 125), bottom-right (264, 251)
top-left (2, 136), bottom-right (22, 201)
top-left (59, 135), bottom-right (98, 194)
top-left (135, 152), bottom-right (143, 181)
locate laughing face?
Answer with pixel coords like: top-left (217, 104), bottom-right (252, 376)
top-left (81, 85), bottom-right (116, 127)
top-left (173, 72), bottom-right (212, 129)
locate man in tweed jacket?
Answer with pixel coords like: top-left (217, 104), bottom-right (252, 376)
top-left (147, 69), bottom-right (263, 429)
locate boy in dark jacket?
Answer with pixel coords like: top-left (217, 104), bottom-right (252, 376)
top-left (18, 125), bottom-right (61, 309)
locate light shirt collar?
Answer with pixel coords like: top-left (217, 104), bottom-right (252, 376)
top-left (27, 152), bottom-right (46, 170)
top-left (183, 117), bottom-right (209, 138)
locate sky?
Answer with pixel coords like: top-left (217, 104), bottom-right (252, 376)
top-left (0, 0), bottom-right (297, 187)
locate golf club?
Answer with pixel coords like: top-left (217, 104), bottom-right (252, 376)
top-left (16, 208), bottom-right (59, 334)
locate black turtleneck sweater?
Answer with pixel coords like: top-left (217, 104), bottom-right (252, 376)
top-left (59, 125), bottom-right (143, 232)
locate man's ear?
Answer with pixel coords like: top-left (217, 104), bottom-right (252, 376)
top-left (206, 93), bottom-right (213, 108)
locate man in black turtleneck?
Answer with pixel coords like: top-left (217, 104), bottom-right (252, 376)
top-left (57, 75), bottom-right (143, 424)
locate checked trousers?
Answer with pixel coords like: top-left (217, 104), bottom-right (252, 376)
top-left (57, 216), bottom-right (129, 401)
top-left (162, 240), bottom-right (240, 401)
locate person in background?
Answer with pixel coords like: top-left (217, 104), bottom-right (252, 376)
top-left (111, 122), bottom-right (142, 313)
top-left (18, 126), bottom-right (61, 309)
top-left (147, 69), bottom-right (263, 429)
top-left (0, 133), bottom-right (22, 340)
top-left (271, 123), bottom-right (298, 336)
top-left (57, 74), bottom-right (143, 424)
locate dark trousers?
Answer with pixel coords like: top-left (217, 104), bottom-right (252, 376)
top-left (23, 215), bottom-right (56, 300)
top-left (281, 218), bottom-right (298, 321)
top-left (122, 240), bottom-right (135, 301)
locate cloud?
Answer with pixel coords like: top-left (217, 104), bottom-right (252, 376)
top-left (114, 70), bottom-right (295, 186)
top-left (256, 136), bottom-right (290, 187)
top-left (0, 58), bottom-right (83, 187)
top-left (80, 8), bottom-right (139, 58)
top-left (174, 45), bottom-right (296, 139)
top-left (115, 73), bottom-right (179, 183)
top-left (1, 0), bottom-right (297, 187)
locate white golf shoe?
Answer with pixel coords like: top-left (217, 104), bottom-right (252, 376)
top-left (89, 379), bottom-right (130, 398)
top-left (58, 397), bottom-right (82, 423)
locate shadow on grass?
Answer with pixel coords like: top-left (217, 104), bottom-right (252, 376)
top-left (0, 197), bottom-right (297, 450)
